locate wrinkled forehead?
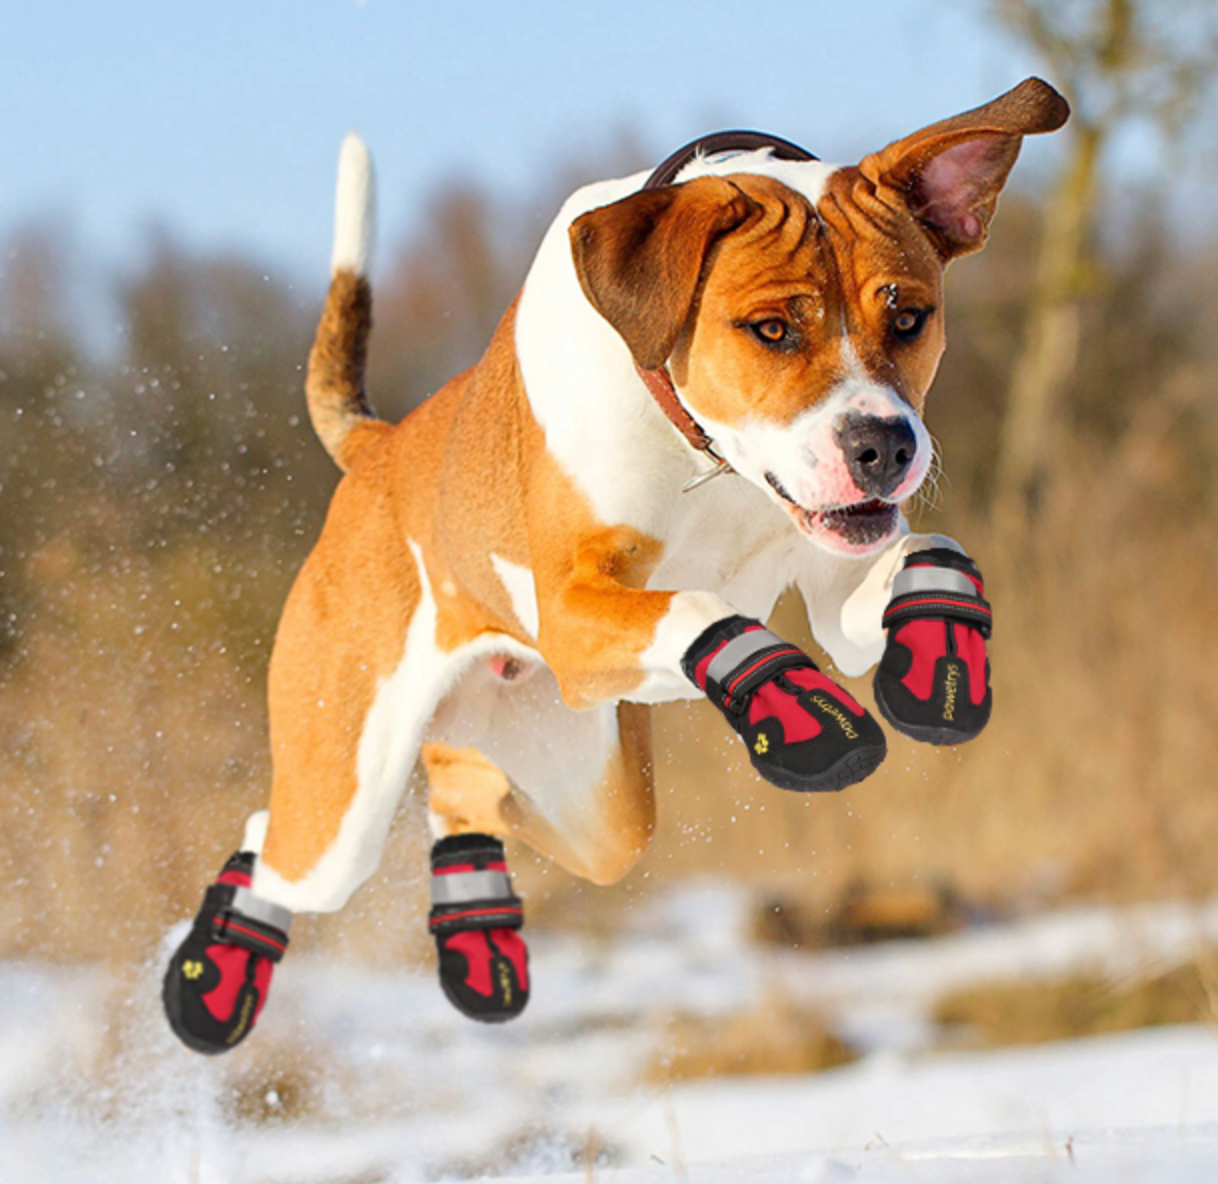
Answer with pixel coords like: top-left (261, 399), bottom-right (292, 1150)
top-left (678, 150), bottom-right (944, 299)
top-left (816, 167), bottom-right (946, 298)
top-left (702, 174), bottom-right (832, 302)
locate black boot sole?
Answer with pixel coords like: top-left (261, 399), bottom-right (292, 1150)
top-left (873, 679), bottom-right (989, 747)
top-left (438, 973), bottom-right (529, 1024)
top-left (750, 739), bottom-right (887, 794)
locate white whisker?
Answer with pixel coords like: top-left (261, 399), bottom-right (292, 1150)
top-left (911, 434), bottom-right (946, 515)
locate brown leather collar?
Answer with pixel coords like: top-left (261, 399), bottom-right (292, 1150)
top-left (635, 363), bottom-right (734, 492)
top-left (635, 131), bottom-right (818, 490)
top-left (634, 364), bottom-right (714, 452)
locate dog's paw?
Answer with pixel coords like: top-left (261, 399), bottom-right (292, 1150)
top-left (162, 852), bottom-right (287, 1055)
top-left (429, 834), bottom-right (528, 1023)
top-left (873, 548), bottom-right (992, 745)
top-left (683, 616), bottom-right (887, 793)
top-left (436, 927), bottom-right (529, 1023)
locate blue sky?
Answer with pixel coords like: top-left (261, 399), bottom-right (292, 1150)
top-left (2, 0), bottom-right (1063, 282)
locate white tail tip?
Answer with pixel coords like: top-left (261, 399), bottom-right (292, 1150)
top-left (331, 131), bottom-right (376, 276)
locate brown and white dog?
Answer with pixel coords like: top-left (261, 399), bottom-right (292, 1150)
top-left (165, 79), bottom-right (1068, 1047)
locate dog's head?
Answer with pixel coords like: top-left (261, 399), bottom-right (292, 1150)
top-left (570, 78), bottom-right (1069, 556)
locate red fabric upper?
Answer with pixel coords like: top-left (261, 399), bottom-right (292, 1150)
top-left (201, 943), bottom-right (273, 1023)
top-left (200, 864), bottom-right (273, 1023)
top-left (443, 928), bottom-right (529, 997)
top-left (694, 624), bottom-right (867, 741)
top-left (895, 577), bottom-right (988, 706)
top-left (747, 666), bottom-right (866, 740)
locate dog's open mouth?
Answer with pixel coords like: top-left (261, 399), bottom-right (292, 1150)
top-left (765, 473), bottom-right (900, 551)
top-left (813, 499), bottom-right (900, 544)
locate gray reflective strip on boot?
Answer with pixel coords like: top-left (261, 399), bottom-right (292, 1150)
top-left (230, 886), bottom-right (293, 934)
top-left (430, 869), bottom-right (515, 906)
top-left (705, 628), bottom-right (787, 686)
top-left (892, 566), bottom-right (980, 599)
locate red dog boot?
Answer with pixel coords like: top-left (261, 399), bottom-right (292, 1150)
top-left (430, 834), bottom-right (529, 1023)
top-left (162, 852), bottom-right (290, 1055)
top-left (682, 616), bottom-right (887, 793)
top-left (873, 547), bottom-right (993, 745)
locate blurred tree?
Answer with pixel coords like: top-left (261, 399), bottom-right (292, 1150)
top-left (989, 0), bottom-right (1218, 535)
top-left (113, 232), bottom-right (336, 670)
top-left (0, 222), bottom-right (94, 667)
top-left (370, 183), bottom-right (530, 418)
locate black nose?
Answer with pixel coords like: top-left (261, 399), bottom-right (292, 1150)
top-left (836, 415), bottom-right (917, 499)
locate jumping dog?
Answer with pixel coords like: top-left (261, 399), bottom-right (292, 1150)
top-left (164, 78), bottom-right (1068, 1050)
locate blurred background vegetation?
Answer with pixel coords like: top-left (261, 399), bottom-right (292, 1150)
top-left (1, 0), bottom-right (1217, 966)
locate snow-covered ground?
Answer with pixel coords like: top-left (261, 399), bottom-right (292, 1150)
top-left (4, 887), bottom-right (1218, 1182)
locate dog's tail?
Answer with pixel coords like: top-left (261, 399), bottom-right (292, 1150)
top-left (306, 132), bottom-right (391, 471)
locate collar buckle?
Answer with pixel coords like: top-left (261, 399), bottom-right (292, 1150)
top-left (681, 453), bottom-right (734, 493)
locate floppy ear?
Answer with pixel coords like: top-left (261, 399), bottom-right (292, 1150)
top-left (569, 176), bottom-right (757, 369)
top-left (859, 77), bottom-right (1070, 260)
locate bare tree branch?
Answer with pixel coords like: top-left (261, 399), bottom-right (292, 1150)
top-left (989, 0), bottom-right (1218, 535)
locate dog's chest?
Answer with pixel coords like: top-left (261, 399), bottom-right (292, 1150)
top-left (646, 478), bottom-right (802, 621)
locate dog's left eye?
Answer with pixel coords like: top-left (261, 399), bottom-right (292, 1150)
top-left (892, 308), bottom-right (929, 340)
top-left (750, 319), bottom-right (791, 347)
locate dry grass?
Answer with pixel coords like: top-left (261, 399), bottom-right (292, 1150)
top-left (934, 955), bottom-right (1218, 1048)
top-left (646, 994), bottom-right (855, 1083)
top-left (751, 880), bottom-right (970, 949)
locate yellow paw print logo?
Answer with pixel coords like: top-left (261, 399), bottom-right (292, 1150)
top-left (182, 960), bottom-right (205, 981)
top-left (753, 734), bottom-right (770, 755)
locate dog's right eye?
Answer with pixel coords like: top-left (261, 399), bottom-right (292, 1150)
top-left (892, 308), bottom-right (930, 341)
top-left (750, 319), bottom-right (791, 347)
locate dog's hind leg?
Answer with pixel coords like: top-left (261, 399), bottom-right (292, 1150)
top-left (419, 742), bottom-right (530, 1023)
top-left (422, 668), bottom-right (654, 1023)
top-left (252, 539), bottom-right (460, 914)
top-left (164, 526), bottom-right (450, 1051)
top-left (421, 744), bottom-right (515, 837)
top-left (495, 698), bottom-right (656, 888)
top-left (427, 663), bottom-right (656, 886)
top-left (423, 710), bottom-right (655, 887)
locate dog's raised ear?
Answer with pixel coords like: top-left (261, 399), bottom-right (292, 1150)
top-left (859, 77), bottom-right (1069, 260)
top-left (570, 176), bottom-right (757, 370)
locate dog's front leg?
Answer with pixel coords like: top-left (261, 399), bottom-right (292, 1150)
top-left (798, 532), bottom-right (962, 677)
top-left (800, 530), bottom-right (993, 744)
top-left (533, 528), bottom-right (738, 708)
top-left (534, 526), bottom-right (888, 793)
